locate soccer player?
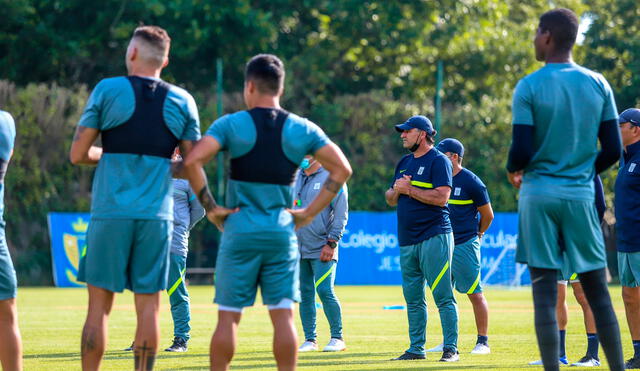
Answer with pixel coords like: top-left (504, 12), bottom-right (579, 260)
top-left (294, 155), bottom-right (348, 353)
top-left (385, 116), bottom-right (459, 362)
top-left (426, 138), bottom-right (493, 355)
top-left (180, 54), bottom-right (352, 371)
top-left (614, 108), bottom-right (640, 369)
top-left (506, 8), bottom-right (623, 371)
top-left (0, 110), bottom-right (21, 371)
top-left (70, 26), bottom-right (201, 371)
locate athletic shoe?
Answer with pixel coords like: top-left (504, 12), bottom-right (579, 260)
top-left (439, 350), bottom-right (460, 362)
top-left (426, 343), bottom-right (444, 352)
top-left (165, 337), bottom-right (188, 352)
top-left (123, 342), bottom-right (134, 352)
top-left (625, 356), bottom-right (640, 369)
top-left (323, 338), bottom-right (346, 352)
top-left (570, 355), bottom-right (600, 367)
top-left (298, 340), bottom-right (318, 352)
top-left (391, 351), bottom-right (426, 360)
top-left (529, 355), bottom-right (569, 365)
top-left (470, 343), bottom-right (490, 354)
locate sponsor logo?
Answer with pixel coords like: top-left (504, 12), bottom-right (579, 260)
top-left (340, 229), bottom-right (398, 254)
top-left (417, 166), bottom-right (424, 175)
top-left (454, 187), bottom-right (461, 196)
top-left (629, 163), bottom-right (636, 172)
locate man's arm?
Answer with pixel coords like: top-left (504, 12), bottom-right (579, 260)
top-left (385, 187), bottom-right (400, 206)
top-left (404, 184), bottom-right (451, 207)
top-left (506, 124), bottom-right (534, 188)
top-left (69, 126), bottom-right (102, 165)
top-left (595, 119), bottom-right (622, 174)
top-left (477, 203), bottom-right (494, 238)
top-left (327, 186), bottom-right (348, 242)
top-left (288, 142), bottom-right (352, 228)
top-left (187, 189), bottom-right (206, 230)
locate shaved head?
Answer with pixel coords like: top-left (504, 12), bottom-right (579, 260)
top-left (127, 25), bottom-right (171, 68)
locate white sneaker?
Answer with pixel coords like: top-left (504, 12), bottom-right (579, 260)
top-left (323, 338), bottom-right (346, 352)
top-left (470, 343), bottom-right (490, 355)
top-left (426, 343), bottom-right (444, 352)
top-left (571, 356), bottom-right (600, 367)
top-left (298, 340), bottom-right (318, 352)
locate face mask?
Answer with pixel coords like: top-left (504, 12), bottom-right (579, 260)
top-left (300, 158), bottom-right (311, 170)
top-left (409, 133), bottom-right (423, 152)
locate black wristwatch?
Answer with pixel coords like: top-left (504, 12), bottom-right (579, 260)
top-left (327, 240), bottom-right (338, 249)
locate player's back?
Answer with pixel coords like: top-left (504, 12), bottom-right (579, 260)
top-left (513, 63), bottom-right (617, 200)
top-left (207, 107), bottom-right (329, 247)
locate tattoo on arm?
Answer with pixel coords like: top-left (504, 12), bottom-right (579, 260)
top-left (134, 341), bottom-right (156, 371)
top-left (73, 126), bottom-right (88, 142)
top-left (81, 325), bottom-right (97, 355)
top-left (198, 185), bottom-right (217, 211)
top-left (323, 178), bottom-right (344, 194)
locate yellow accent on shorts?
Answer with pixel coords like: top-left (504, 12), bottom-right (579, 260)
top-left (467, 272), bottom-right (481, 294)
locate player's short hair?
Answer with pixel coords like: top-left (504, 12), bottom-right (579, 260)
top-left (132, 25), bottom-right (171, 67)
top-left (425, 133), bottom-right (435, 146)
top-left (245, 54), bottom-right (285, 95)
top-left (538, 8), bottom-right (579, 52)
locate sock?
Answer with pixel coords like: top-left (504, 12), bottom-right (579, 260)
top-left (633, 340), bottom-right (640, 358)
top-left (477, 335), bottom-right (488, 345)
top-left (530, 267), bottom-right (560, 371)
top-left (578, 269), bottom-right (624, 370)
top-left (586, 333), bottom-right (599, 359)
top-left (559, 330), bottom-right (566, 358)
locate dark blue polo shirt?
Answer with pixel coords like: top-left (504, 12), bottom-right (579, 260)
top-left (615, 141), bottom-right (640, 253)
top-left (392, 148), bottom-right (452, 246)
top-left (449, 168), bottom-right (490, 246)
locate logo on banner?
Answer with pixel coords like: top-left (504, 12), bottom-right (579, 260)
top-left (48, 213), bottom-right (90, 287)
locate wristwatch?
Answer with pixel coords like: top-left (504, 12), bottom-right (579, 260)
top-left (327, 240), bottom-right (338, 249)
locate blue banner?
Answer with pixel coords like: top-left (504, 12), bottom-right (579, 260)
top-left (335, 212), bottom-right (529, 286)
top-left (47, 212), bottom-right (90, 287)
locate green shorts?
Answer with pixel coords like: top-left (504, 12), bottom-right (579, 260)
top-left (78, 219), bottom-right (172, 293)
top-left (516, 195), bottom-right (605, 273)
top-left (558, 258), bottom-right (579, 283)
top-left (0, 228), bottom-right (17, 300)
top-left (214, 232), bottom-right (300, 308)
top-left (452, 237), bottom-right (482, 294)
top-left (618, 251), bottom-right (640, 288)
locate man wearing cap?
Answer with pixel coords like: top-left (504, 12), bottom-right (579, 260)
top-left (424, 138), bottom-right (493, 356)
top-left (615, 108), bottom-right (640, 368)
top-left (385, 115), bottom-right (458, 362)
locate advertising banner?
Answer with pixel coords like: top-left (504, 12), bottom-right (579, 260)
top-left (47, 212), bottom-right (90, 287)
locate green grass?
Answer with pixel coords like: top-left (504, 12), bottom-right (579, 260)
top-left (19, 285), bottom-right (632, 370)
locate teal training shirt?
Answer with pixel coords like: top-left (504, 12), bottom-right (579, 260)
top-left (511, 63), bottom-right (618, 201)
top-left (206, 109), bottom-right (330, 242)
top-left (77, 76), bottom-right (201, 220)
top-left (0, 111), bottom-right (15, 228)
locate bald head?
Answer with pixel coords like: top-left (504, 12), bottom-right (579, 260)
top-left (126, 25), bottom-right (171, 70)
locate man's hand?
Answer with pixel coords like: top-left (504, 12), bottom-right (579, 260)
top-left (319, 245), bottom-right (335, 262)
top-left (287, 208), bottom-right (314, 230)
top-left (393, 174), bottom-right (412, 195)
top-left (206, 206), bottom-right (239, 231)
top-left (507, 170), bottom-right (523, 189)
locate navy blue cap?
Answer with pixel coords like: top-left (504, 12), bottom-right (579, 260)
top-left (395, 115), bottom-right (435, 136)
top-left (436, 138), bottom-right (465, 157)
top-left (619, 108), bottom-right (640, 126)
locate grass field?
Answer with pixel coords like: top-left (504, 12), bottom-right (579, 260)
top-left (19, 285), bottom-right (632, 370)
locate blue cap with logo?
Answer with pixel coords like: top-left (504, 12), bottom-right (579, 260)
top-left (619, 108), bottom-right (640, 126)
top-left (436, 138), bottom-right (465, 158)
top-left (395, 115), bottom-right (436, 136)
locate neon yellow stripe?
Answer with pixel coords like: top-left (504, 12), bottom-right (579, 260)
top-left (448, 199), bottom-right (474, 205)
top-left (167, 268), bottom-right (186, 296)
top-left (410, 180), bottom-right (433, 189)
top-left (431, 261), bottom-right (450, 291)
top-left (81, 245), bottom-right (87, 258)
top-left (570, 272), bottom-right (578, 281)
top-left (315, 265), bottom-right (336, 289)
top-left (467, 272), bottom-right (481, 294)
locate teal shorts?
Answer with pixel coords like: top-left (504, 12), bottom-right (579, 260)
top-left (618, 251), bottom-right (640, 288)
top-left (214, 232), bottom-right (300, 308)
top-left (0, 228), bottom-right (17, 300)
top-left (452, 237), bottom-right (482, 294)
top-left (516, 195), bottom-right (605, 273)
top-left (78, 219), bottom-right (172, 293)
top-left (558, 257), bottom-right (579, 283)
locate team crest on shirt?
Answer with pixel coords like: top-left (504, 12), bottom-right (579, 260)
top-left (314, 182), bottom-right (321, 190)
top-left (630, 163), bottom-right (637, 173)
top-left (417, 166), bottom-right (424, 175)
top-left (454, 187), bottom-right (461, 196)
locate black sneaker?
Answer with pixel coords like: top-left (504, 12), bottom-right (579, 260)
top-left (439, 349), bottom-right (460, 362)
top-left (165, 337), bottom-right (188, 352)
top-left (123, 342), bottom-right (134, 352)
top-left (391, 351), bottom-right (426, 360)
top-left (626, 356), bottom-right (640, 369)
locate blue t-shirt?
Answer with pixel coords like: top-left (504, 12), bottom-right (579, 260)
top-left (449, 168), bottom-right (490, 246)
top-left (512, 63), bottom-right (618, 201)
top-left (615, 141), bottom-right (640, 252)
top-left (392, 148), bottom-right (453, 246)
top-left (0, 111), bottom-right (16, 228)
top-left (77, 76), bottom-right (201, 220)
top-left (206, 109), bottom-right (330, 244)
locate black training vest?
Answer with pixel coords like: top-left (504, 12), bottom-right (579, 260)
top-left (230, 107), bottom-right (298, 185)
top-left (101, 76), bottom-right (178, 158)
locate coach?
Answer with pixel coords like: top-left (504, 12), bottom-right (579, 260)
top-left (616, 108), bottom-right (640, 369)
top-left (385, 115), bottom-right (458, 362)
